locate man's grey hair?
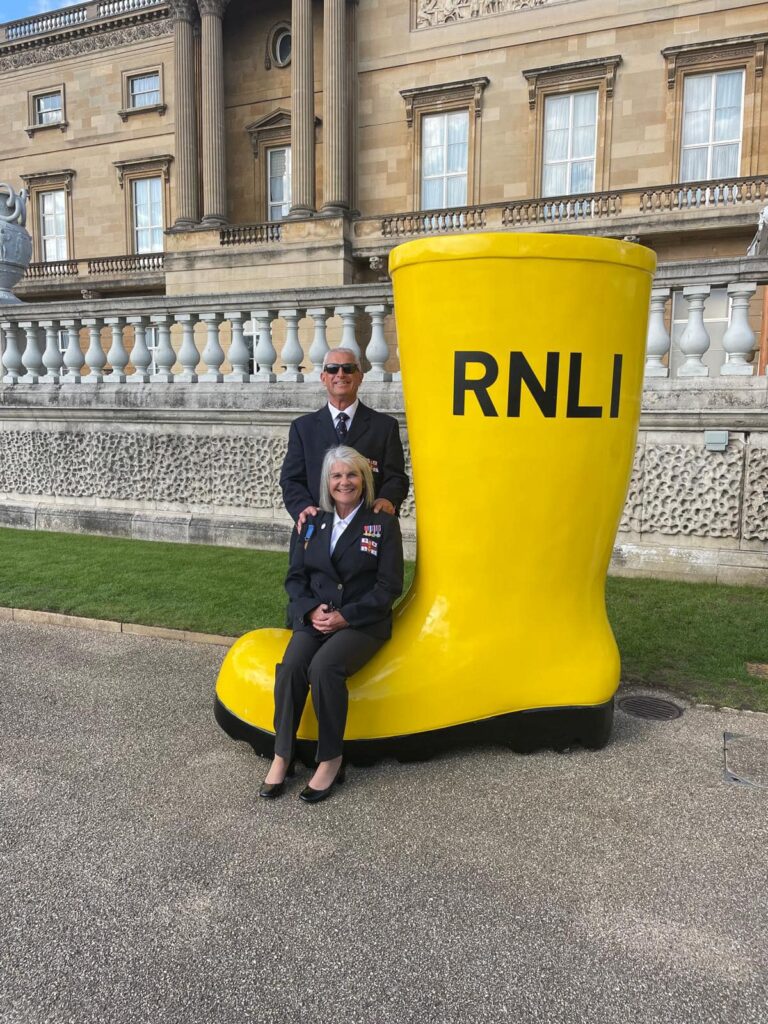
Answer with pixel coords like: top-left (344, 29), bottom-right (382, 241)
top-left (319, 445), bottom-right (375, 512)
top-left (322, 348), bottom-right (360, 371)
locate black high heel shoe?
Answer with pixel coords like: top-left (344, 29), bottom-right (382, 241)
top-left (258, 758), bottom-right (295, 800)
top-left (299, 760), bottom-right (346, 804)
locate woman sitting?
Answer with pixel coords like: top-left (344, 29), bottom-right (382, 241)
top-left (260, 444), bottom-right (404, 803)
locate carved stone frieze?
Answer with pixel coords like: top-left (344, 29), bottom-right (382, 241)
top-left (0, 428), bottom-right (290, 511)
top-left (0, 20), bottom-right (173, 73)
top-left (618, 447), bottom-right (644, 534)
top-left (742, 448), bottom-right (768, 542)
top-left (641, 443), bottom-right (744, 539)
top-left (415, 0), bottom-right (547, 30)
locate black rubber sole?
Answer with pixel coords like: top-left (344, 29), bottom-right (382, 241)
top-left (214, 695), bottom-right (614, 766)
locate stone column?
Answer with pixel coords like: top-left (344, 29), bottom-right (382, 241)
top-left (170, 0), bottom-right (199, 228)
top-left (322, 0), bottom-right (348, 214)
top-left (289, 0), bottom-right (316, 216)
top-left (199, 0), bottom-right (230, 227)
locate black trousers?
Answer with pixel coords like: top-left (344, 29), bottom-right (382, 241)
top-left (273, 628), bottom-right (386, 762)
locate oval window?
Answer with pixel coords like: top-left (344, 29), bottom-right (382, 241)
top-left (272, 29), bottom-right (291, 67)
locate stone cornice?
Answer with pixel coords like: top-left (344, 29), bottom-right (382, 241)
top-left (113, 154), bottom-right (173, 188)
top-left (661, 34), bottom-right (768, 89)
top-left (0, 4), bottom-right (171, 71)
top-left (522, 54), bottom-right (621, 109)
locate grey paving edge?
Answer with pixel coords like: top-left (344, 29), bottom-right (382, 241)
top-left (0, 606), bottom-right (236, 647)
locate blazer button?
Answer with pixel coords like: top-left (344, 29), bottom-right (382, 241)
top-left (337, 583), bottom-right (343, 590)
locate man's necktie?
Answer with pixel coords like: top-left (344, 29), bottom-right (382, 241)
top-left (335, 412), bottom-right (349, 442)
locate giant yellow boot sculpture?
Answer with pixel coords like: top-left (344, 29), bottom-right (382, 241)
top-left (215, 233), bottom-right (656, 761)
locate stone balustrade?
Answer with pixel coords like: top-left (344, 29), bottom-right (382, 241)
top-left (2, 266), bottom-right (766, 384)
top-left (352, 174), bottom-right (768, 258)
top-left (0, 0), bottom-right (165, 41)
top-left (0, 285), bottom-right (397, 385)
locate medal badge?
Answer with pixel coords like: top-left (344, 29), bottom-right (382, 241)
top-left (360, 537), bottom-right (379, 556)
top-left (362, 524), bottom-right (382, 539)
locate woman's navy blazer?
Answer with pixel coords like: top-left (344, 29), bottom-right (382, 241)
top-left (286, 507), bottom-right (404, 639)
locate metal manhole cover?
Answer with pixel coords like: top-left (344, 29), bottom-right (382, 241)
top-left (618, 695), bottom-right (683, 721)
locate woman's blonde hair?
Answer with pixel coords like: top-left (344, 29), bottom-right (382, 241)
top-left (319, 445), bottom-right (375, 512)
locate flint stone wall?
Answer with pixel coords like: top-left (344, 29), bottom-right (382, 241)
top-left (0, 378), bottom-right (767, 584)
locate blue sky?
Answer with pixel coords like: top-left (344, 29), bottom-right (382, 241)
top-left (0, 1), bottom-right (68, 22)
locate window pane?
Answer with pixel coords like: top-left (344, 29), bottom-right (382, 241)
top-left (544, 94), bottom-right (569, 131)
top-left (132, 177), bottom-right (163, 253)
top-left (714, 70), bottom-right (743, 138)
top-left (684, 74), bottom-right (712, 114)
top-left (421, 177), bottom-right (443, 210)
top-left (711, 143), bottom-right (739, 178)
top-left (422, 114), bottom-right (444, 148)
top-left (542, 163), bottom-right (567, 197)
top-left (446, 111), bottom-right (468, 144)
top-left (680, 147), bottom-right (708, 183)
top-left (446, 140), bottom-right (467, 174)
top-left (35, 92), bottom-right (62, 124)
top-left (423, 144), bottom-right (444, 177)
top-left (682, 108), bottom-right (710, 146)
top-left (570, 160), bottom-right (594, 194)
top-left (571, 124), bottom-right (595, 159)
top-left (573, 91), bottom-right (596, 127)
top-left (130, 73), bottom-right (161, 107)
top-left (544, 127), bottom-right (568, 162)
top-left (446, 174), bottom-right (467, 206)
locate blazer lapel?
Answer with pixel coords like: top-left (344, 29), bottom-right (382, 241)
top-left (310, 511), bottom-right (340, 579)
top-left (345, 402), bottom-right (370, 449)
top-left (316, 406), bottom-right (339, 450)
top-left (331, 504), bottom-right (366, 564)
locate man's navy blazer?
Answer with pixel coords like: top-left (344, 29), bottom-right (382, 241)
top-left (279, 402), bottom-right (409, 522)
top-left (286, 508), bottom-right (404, 640)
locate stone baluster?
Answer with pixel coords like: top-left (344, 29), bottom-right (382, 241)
top-left (305, 307), bottom-right (330, 380)
top-left (19, 322), bottom-right (44, 383)
top-left (60, 318), bottom-right (84, 383)
top-left (175, 313), bottom-right (200, 382)
top-left (392, 342), bottom-right (402, 383)
top-left (677, 285), bottom-right (711, 377)
top-left (0, 321), bottom-right (22, 383)
top-left (289, 0), bottom-right (315, 216)
top-left (40, 320), bottom-right (63, 383)
top-left (363, 304), bottom-right (391, 382)
top-left (333, 305), bottom-right (361, 360)
top-left (224, 311), bottom-right (250, 382)
top-left (126, 315), bottom-right (152, 383)
top-left (278, 308), bottom-right (304, 381)
top-left (721, 282), bottom-right (757, 376)
top-left (104, 317), bottom-right (129, 382)
top-left (82, 318), bottom-right (107, 382)
top-left (150, 314), bottom-right (176, 382)
top-left (199, 312), bottom-right (225, 381)
top-left (644, 288), bottom-right (671, 378)
top-left (251, 309), bottom-right (277, 382)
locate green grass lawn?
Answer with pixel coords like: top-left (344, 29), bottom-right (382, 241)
top-left (1, 526), bottom-right (766, 712)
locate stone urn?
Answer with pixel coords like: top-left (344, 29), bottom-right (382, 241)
top-left (0, 184), bottom-right (32, 304)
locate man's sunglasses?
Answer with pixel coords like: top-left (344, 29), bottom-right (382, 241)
top-left (324, 363), bottom-right (359, 375)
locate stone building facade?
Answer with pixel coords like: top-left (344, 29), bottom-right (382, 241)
top-left (1, 0), bottom-right (768, 583)
top-left (1, 0), bottom-right (766, 297)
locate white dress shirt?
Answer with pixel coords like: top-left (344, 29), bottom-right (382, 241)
top-left (330, 501), bottom-right (363, 555)
top-left (328, 399), bottom-right (359, 434)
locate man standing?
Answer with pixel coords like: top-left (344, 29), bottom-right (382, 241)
top-left (280, 349), bottom-right (409, 531)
